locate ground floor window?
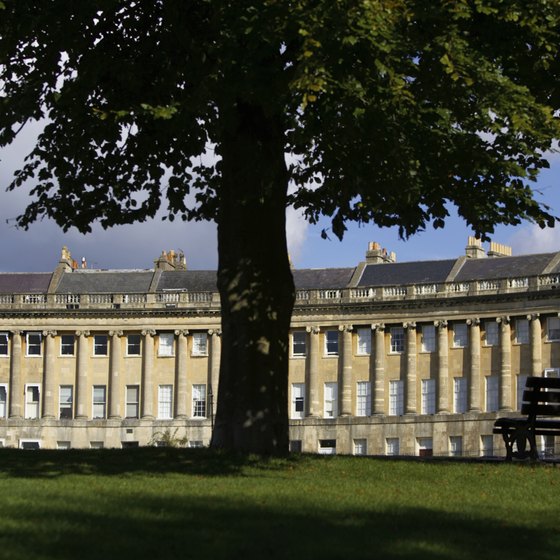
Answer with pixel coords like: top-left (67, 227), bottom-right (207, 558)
top-left (122, 441), bottom-right (139, 448)
top-left (318, 439), bottom-right (336, 455)
top-left (57, 441), bottom-right (71, 450)
top-left (481, 435), bottom-right (494, 457)
top-left (449, 436), bottom-right (463, 457)
top-left (90, 441), bottom-right (104, 449)
top-left (20, 440), bottom-right (40, 450)
top-left (417, 437), bottom-right (433, 457)
top-left (289, 440), bottom-right (302, 453)
top-left (353, 439), bottom-right (367, 456)
top-left (386, 438), bottom-right (400, 456)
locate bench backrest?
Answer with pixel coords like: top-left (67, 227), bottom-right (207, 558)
top-left (521, 376), bottom-right (560, 417)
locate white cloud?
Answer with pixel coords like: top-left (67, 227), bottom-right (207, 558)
top-left (509, 224), bottom-right (560, 255)
top-left (286, 206), bottom-right (309, 265)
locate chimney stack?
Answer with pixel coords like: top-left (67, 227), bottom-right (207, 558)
top-left (366, 242), bottom-right (396, 264)
top-left (487, 241), bottom-right (512, 258)
top-left (465, 236), bottom-right (486, 259)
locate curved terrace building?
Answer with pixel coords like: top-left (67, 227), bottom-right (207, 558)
top-left (0, 238), bottom-right (559, 456)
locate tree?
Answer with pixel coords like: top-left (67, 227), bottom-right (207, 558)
top-left (1, 1), bottom-right (559, 454)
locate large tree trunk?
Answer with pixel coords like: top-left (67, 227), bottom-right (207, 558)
top-left (210, 101), bottom-right (295, 455)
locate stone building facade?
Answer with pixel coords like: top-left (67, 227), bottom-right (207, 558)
top-left (0, 239), bottom-right (559, 456)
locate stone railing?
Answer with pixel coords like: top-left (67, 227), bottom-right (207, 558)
top-left (0, 272), bottom-right (558, 311)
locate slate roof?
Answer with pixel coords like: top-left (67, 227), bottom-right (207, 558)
top-left (357, 260), bottom-right (457, 287)
top-left (0, 273), bottom-right (52, 294)
top-left (156, 271), bottom-right (217, 292)
top-left (56, 271), bottom-right (154, 293)
top-left (292, 268), bottom-right (355, 290)
top-left (453, 253), bottom-right (557, 281)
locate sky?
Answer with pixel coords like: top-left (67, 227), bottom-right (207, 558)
top-left (0, 123), bottom-right (559, 273)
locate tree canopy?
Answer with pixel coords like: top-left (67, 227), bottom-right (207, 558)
top-left (1, 0), bottom-right (560, 454)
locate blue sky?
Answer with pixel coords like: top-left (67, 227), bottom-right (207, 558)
top-left (0, 122), bottom-right (559, 272)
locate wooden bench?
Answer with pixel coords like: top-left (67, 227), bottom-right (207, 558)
top-left (493, 376), bottom-right (560, 460)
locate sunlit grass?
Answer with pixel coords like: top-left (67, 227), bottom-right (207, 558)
top-left (0, 448), bottom-right (559, 560)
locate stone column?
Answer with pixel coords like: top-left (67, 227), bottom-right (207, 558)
top-left (405, 322), bottom-right (417, 414)
top-left (9, 330), bottom-right (22, 418)
top-left (174, 330), bottom-right (189, 418)
top-left (141, 330), bottom-right (156, 418)
top-left (108, 330), bottom-right (122, 418)
top-left (208, 329), bottom-right (221, 417)
top-left (437, 320), bottom-right (449, 413)
top-left (468, 318), bottom-right (481, 412)
top-left (75, 330), bottom-right (90, 418)
top-left (339, 324), bottom-right (353, 416)
top-left (306, 326), bottom-right (320, 417)
top-left (529, 314), bottom-right (542, 377)
top-left (372, 324), bottom-right (385, 414)
top-left (42, 330), bottom-right (57, 418)
top-left (498, 316), bottom-right (512, 411)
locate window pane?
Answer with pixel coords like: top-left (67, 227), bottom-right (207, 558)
top-left (453, 324), bottom-right (468, 347)
top-left (192, 333), bottom-right (208, 356)
top-left (292, 331), bottom-right (307, 356)
top-left (325, 331), bottom-right (339, 355)
top-left (356, 381), bottom-right (371, 416)
top-left (158, 333), bottom-right (174, 356)
top-left (158, 385), bottom-right (173, 419)
top-left (0, 333), bottom-right (8, 356)
top-left (60, 335), bottom-right (75, 356)
top-left (0, 386), bottom-right (6, 418)
top-left (390, 328), bottom-right (404, 353)
top-left (127, 335), bottom-right (141, 355)
top-left (27, 333), bottom-right (42, 356)
top-left (515, 320), bottom-right (529, 344)
top-left (126, 385), bottom-right (139, 418)
top-left (421, 325), bottom-right (435, 352)
top-left (94, 335), bottom-right (108, 356)
top-left (484, 322), bottom-right (498, 346)
top-left (192, 384), bottom-right (206, 417)
top-left (357, 328), bottom-right (371, 355)
top-left (548, 317), bottom-right (560, 341)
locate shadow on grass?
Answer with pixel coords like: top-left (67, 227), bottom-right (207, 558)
top-left (0, 447), bottom-right (297, 478)
top-left (0, 489), bottom-right (557, 560)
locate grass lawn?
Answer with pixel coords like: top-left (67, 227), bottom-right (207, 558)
top-left (0, 448), bottom-right (559, 560)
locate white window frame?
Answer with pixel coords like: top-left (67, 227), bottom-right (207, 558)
top-left (324, 382), bottom-right (338, 418)
top-left (417, 437), bottom-right (433, 457)
top-left (318, 439), bottom-right (336, 455)
top-left (158, 333), bottom-right (174, 357)
top-left (453, 377), bottom-right (467, 413)
top-left (324, 330), bottom-right (339, 356)
top-left (92, 385), bottom-right (106, 419)
top-left (0, 383), bottom-right (7, 418)
top-left (90, 441), bottom-right (104, 449)
top-left (158, 384), bottom-right (173, 419)
top-left (386, 438), bottom-right (400, 456)
top-left (356, 381), bottom-right (371, 417)
top-left (93, 334), bottom-right (108, 356)
top-left (126, 334), bottom-right (141, 356)
top-left (389, 380), bottom-right (404, 415)
top-left (547, 317), bottom-right (560, 342)
top-left (515, 319), bottom-right (529, 345)
top-left (0, 332), bottom-right (8, 356)
top-left (449, 436), bottom-right (463, 457)
top-left (421, 325), bottom-right (436, 353)
top-left (192, 332), bottom-right (208, 356)
top-left (484, 321), bottom-right (499, 346)
top-left (25, 383), bottom-right (41, 419)
top-left (291, 331), bottom-right (307, 357)
top-left (59, 385), bottom-right (73, 419)
top-left (57, 441), bottom-right (71, 450)
top-left (60, 334), bottom-right (75, 356)
top-left (481, 435), bottom-right (494, 457)
top-left (452, 323), bottom-right (468, 348)
top-left (291, 383), bottom-right (305, 419)
top-left (19, 439), bottom-right (41, 450)
top-left (485, 375), bottom-right (499, 412)
top-left (126, 385), bottom-right (140, 419)
top-left (353, 438), bottom-right (367, 456)
top-left (192, 384), bottom-right (206, 418)
top-left (421, 379), bottom-right (436, 415)
top-left (390, 327), bottom-right (404, 353)
top-left (356, 328), bottom-right (371, 355)
top-left (26, 332), bottom-right (42, 357)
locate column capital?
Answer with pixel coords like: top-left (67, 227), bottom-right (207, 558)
top-left (141, 329), bottom-right (156, 337)
top-left (403, 321), bottom-right (416, 329)
top-left (496, 316), bottom-right (510, 325)
top-left (75, 330), bottom-right (90, 337)
top-left (174, 329), bottom-right (189, 337)
top-left (108, 330), bottom-right (123, 337)
top-left (338, 324), bottom-right (353, 333)
top-left (306, 326), bottom-right (320, 334)
top-left (435, 320), bottom-right (448, 329)
top-left (42, 330), bottom-right (57, 337)
top-left (10, 329), bottom-right (21, 336)
top-left (466, 318), bottom-right (480, 326)
top-left (527, 313), bottom-right (540, 321)
top-left (208, 328), bottom-right (222, 336)
top-left (372, 323), bottom-right (385, 332)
